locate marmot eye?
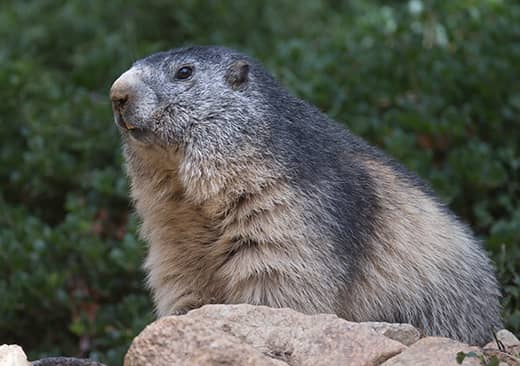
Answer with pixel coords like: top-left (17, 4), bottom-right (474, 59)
top-left (175, 66), bottom-right (193, 80)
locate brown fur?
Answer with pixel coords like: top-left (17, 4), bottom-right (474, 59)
top-left (124, 142), bottom-right (339, 316)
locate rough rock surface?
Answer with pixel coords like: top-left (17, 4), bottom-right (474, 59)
top-left (125, 305), bottom-right (520, 366)
top-left (483, 330), bottom-right (520, 366)
top-left (362, 321), bottom-right (421, 346)
top-left (124, 304), bottom-right (519, 366)
top-left (0, 345), bottom-right (30, 366)
top-left (5, 307), bottom-right (518, 366)
top-left (124, 304), bottom-right (406, 366)
top-left (31, 357), bottom-right (107, 366)
top-left (381, 337), bottom-right (482, 366)
top-left (485, 329), bottom-right (520, 352)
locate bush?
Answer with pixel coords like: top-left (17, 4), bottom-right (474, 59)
top-left (1, 0), bottom-right (518, 363)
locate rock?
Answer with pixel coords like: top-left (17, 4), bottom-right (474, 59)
top-left (362, 322), bottom-right (421, 346)
top-left (483, 329), bottom-right (520, 365)
top-left (380, 337), bottom-right (482, 366)
top-left (124, 315), bottom-right (283, 366)
top-left (496, 329), bottom-right (520, 346)
top-left (484, 329), bottom-right (520, 350)
top-left (0, 345), bottom-right (30, 366)
top-left (127, 304), bottom-right (517, 366)
top-left (31, 357), bottom-right (107, 366)
top-left (481, 349), bottom-right (520, 366)
top-left (125, 304), bottom-right (406, 366)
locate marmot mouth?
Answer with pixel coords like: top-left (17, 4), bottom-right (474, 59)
top-left (114, 111), bottom-right (140, 131)
top-left (128, 127), bottom-right (154, 141)
top-left (114, 112), bottom-right (159, 144)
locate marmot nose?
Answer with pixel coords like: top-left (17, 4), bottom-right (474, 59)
top-left (110, 80), bottom-right (132, 112)
top-left (110, 68), bottom-right (144, 110)
top-left (110, 70), bottom-right (142, 130)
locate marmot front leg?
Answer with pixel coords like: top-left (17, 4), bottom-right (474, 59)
top-left (167, 294), bottom-right (203, 316)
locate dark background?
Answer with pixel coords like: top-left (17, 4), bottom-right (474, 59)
top-left (1, 0), bottom-right (519, 364)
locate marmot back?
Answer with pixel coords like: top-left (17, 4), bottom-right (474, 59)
top-left (110, 46), bottom-right (502, 345)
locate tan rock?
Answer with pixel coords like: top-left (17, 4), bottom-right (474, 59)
top-left (0, 345), bottom-right (30, 366)
top-left (124, 316), bottom-right (283, 366)
top-left (125, 304), bottom-right (406, 366)
top-left (496, 329), bottom-right (520, 346)
top-left (483, 329), bottom-right (520, 365)
top-left (484, 329), bottom-right (520, 350)
top-left (362, 321), bottom-right (421, 346)
top-left (381, 337), bottom-right (482, 366)
top-left (481, 349), bottom-right (520, 366)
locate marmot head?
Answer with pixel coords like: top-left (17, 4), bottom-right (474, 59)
top-left (110, 46), bottom-right (274, 149)
top-left (110, 46), bottom-right (288, 201)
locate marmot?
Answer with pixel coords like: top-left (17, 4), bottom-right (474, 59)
top-left (110, 46), bottom-right (502, 345)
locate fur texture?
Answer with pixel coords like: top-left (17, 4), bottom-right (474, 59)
top-left (110, 46), bottom-right (502, 345)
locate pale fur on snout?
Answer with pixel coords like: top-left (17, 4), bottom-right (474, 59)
top-left (110, 67), bottom-right (158, 130)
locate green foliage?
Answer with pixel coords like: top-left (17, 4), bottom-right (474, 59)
top-left (1, 0), bottom-right (519, 363)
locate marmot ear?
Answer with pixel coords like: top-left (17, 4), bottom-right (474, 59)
top-left (225, 60), bottom-right (250, 90)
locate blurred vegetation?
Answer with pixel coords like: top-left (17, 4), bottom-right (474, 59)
top-left (0, 0), bottom-right (519, 363)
